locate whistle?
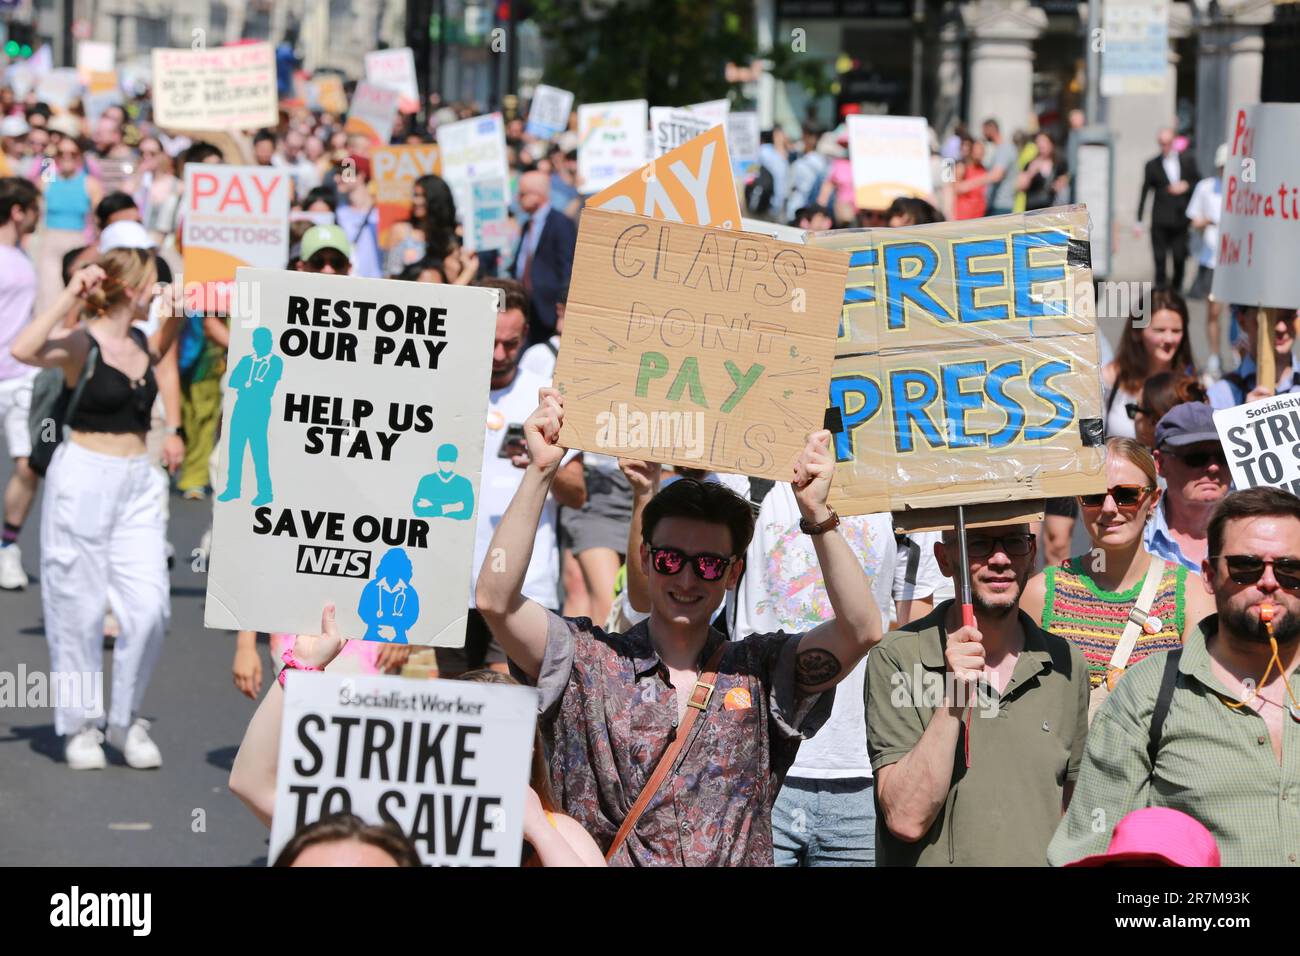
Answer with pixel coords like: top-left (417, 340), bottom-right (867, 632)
top-left (1262, 604), bottom-right (1275, 624)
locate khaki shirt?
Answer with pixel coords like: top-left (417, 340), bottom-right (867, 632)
top-left (1049, 615), bottom-right (1300, 867)
top-left (865, 600), bottom-right (1090, 866)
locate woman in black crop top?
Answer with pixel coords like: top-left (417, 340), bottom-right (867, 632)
top-left (13, 248), bottom-right (182, 771)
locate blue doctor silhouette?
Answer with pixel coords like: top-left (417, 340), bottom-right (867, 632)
top-left (357, 547), bottom-right (421, 644)
top-left (218, 326), bottom-right (283, 507)
top-left (412, 443), bottom-right (475, 520)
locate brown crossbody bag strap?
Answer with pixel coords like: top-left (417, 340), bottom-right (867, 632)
top-left (604, 644), bottom-right (726, 863)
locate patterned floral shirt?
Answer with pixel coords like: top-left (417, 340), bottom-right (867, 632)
top-left (522, 610), bottom-right (833, 866)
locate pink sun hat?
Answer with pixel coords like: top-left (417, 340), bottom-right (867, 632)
top-left (1065, 807), bottom-right (1220, 867)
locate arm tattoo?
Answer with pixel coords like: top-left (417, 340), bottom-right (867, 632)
top-left (796, 648), bottom-right (842, 687)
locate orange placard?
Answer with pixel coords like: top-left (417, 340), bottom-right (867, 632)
top-left (373, 144), bottom-right (443, 248)
top-left (588, 124), bottom-right (741, 229)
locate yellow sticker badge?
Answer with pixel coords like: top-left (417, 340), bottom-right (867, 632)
top-left (723, 687), bottom-right (752, 711)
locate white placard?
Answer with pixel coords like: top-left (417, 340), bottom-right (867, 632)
top-left (76, 40), bottom-right (115, 79)
top-left (525, 83), bottom-right (573, 140)
top-left (205, 269), bottom-right (498, 645)
top-left (269, 672), bottom-right (537, 866)
top-left (1101, 0), bottom-right (1169, 97)
top-left (1211, 103), bottom-right (1300, 309)
top-left (344, 81), bottom-right (401, 145)
top-left (364, 47), bottom-right (420, 114)
top-left (436, 113), bottom-right (511, 253)
top-left (577, 99), bottom-right (648, 195)
top-left (727, 111), bottom-right (761, 180)
top-left (846, 113), bottom-right (933, 211)
top-left (151, 44), bottom-right (277, 130)
top-left (648, 107), bottom-right (715, 159)
top-left (1214, 393), bottom-right (1300, 496)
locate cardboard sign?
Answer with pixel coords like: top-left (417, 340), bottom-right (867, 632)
top-left (649, 107), bottom-right (714, 159)
top-left (1211, 104), bottom-right (1300, 309)
top-left (205, 269), bottom-right (498, 644)
top-left (35, 68), bottom-right (81, 112)
top-left (152, 44), bottom-right (277, 131)
top-left (742, 218), bottom-right (807, 244)
top-left (525, 84), bottom-right (573, 140)
top-left (344, 82), bottom-right (400, 145)
top-left (269, 672), bottom-right (536, 867)
top-left (1214, 393), bottom-right (1300, 496)
top-left (76, 40), bottom-right (114, 82)
top-left (436, 113), bottom-right (511, 253)
top-left (309, 75), bottom-right (348, 115)
top-left (374, 144), bottom-right (443, 248)
top-left (577, 99), bottom-right (648, 194)
top-left (181, 165), bottom-right (291, 313)
top-left (365, 48), bottom-right (420, 114)
top-left (552, 208), bottom-right (849, 479)
top-left (727, 111), bottom-right (761, 181)
top-left (847, 114), bottom-right (933, 211)
top-left (589, 124), bottom-right (741, 230)
top-left (806, 207), bottom-right (1106, 517)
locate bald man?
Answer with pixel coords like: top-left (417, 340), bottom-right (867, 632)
top-left (512, 169), bottom-right (577, 347)
top-left (1138, 127), bottom-right (1199, 292)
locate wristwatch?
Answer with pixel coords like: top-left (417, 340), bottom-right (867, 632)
top-left (799, 509), bottom-right (840, 536)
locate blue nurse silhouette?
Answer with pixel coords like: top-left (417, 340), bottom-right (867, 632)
top-left (357, 547), bottom-right (421, 644)
top-left (412, 443), bottom-right (475, 520)
top-left (218, 326), bottom-right (283, 507)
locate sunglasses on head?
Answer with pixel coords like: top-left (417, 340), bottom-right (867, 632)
top-left (1172, 448), bottom-right (1227, 469)
top-left (964, 533), bottom-right (1034, 558)
top-left (1212, 555), bottom-right (1300, 590)
top-left (1080, 484), bottom-right (1154, 509)
top-left (649, 546), bottom-right (734, 582)
top-left (1124, 402), bottom-right (1153, 420)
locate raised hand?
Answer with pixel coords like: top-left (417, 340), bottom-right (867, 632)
top-left (618, 458), bottom-right (661, 499)
top-left (523, 387), bottom-right (567, 472)
top-left (290, 603), bottom-right (348, 671)
top-left (791, 429), bottom-right (834, 521)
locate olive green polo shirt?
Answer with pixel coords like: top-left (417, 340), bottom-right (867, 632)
top-left (865, 600), bottom-right (1090, 866)
top-left (1049, 615), bottom-right (1300, 867)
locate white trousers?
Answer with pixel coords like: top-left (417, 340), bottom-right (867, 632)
top-left (40, 441), bottom-right (170, 735)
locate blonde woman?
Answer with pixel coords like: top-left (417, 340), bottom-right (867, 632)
top-left (1021, 438), bottom-right (1215, 715)
top-left (12, 249), bottom-right (181, 769)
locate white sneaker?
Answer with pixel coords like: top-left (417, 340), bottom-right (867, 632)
top-left (65, 725), bottom-right (107, 770)
top-left (0, 543), bottom-right (27, 590)
top-left (108, 718), bottom-right (162, 769)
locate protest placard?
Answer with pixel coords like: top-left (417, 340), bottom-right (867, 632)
top-left (589, 124), bottom-right (742, 230)
top-left (35, 68), bottom-right (81, 112)
top-left (181, 165), bottom-right (291, 314)
top-left (344, 81), bottom-right (400, 145)
top-left (742, 218), bottom-right (807, 244)
top-left (83, 71), bottom-right (123, 123)
top-left (205, 269), bottom-right (498, 645)
top-left (151, 43), bottom-right (277, 130)
top-left (727, 112), bottom-right (761, 181)
top-left (847, 114), bottom-right (933, 211)
top-left (373, 144), bottom-right (443, 248)
top-left (552, 208), bottom-right (849, 479)
top-left (436, 113), bottom-right (511, 253)
top-left (269, 672), bottom-right (536, 866)
top-left (1214, 393), bottom-right (1300, 497)
top-left (365, 47), bottom-right (420, 114)
top-left (577, 99), bottom-right (648, 194)
top-left (76, 40), bottom-right (114, 82)
top-left (309, 75), bottom-right (348, 115)
top-left (687, 99), bottom-right (730, 126)
top-left (806, 206), bottom-right (1105, 517)
top-left (1211, 104), bottom-right (1300, 310)
top-left (649, 107), bottom-right (715, 159)
top-left (525, 84), bottom-right (573, 139)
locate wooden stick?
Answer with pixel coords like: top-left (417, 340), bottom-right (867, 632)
top-left (1257, 307), bottom-right (1278, 393)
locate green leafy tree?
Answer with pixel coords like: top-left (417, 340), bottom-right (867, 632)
top-left (530, 0), bottom-right (756, 106)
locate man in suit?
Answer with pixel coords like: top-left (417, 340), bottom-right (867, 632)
top-left (1137, 128), bottom-right (1200, 291)
top-left (513, 170), bottom-right (577, 346)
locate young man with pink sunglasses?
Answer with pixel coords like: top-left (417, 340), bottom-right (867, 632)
top-left (475, 388), bottom-right (883, 866)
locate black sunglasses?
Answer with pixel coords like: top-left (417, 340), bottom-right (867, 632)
top-left (1124, 402), bottom-right (1154, 420)
top-left (649, 546), bottom-right (734, 582)
top-left (1079, 484), bottom-right (1154, 509)
top-left (1212, 555), bottom-right (1300, 590)
top-left (307, 250), bottom-right (349, 272)
top-left (965, 534), bottom-right (1034, 558)
top-left (1172, 448), bottom-right (1228, 469)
